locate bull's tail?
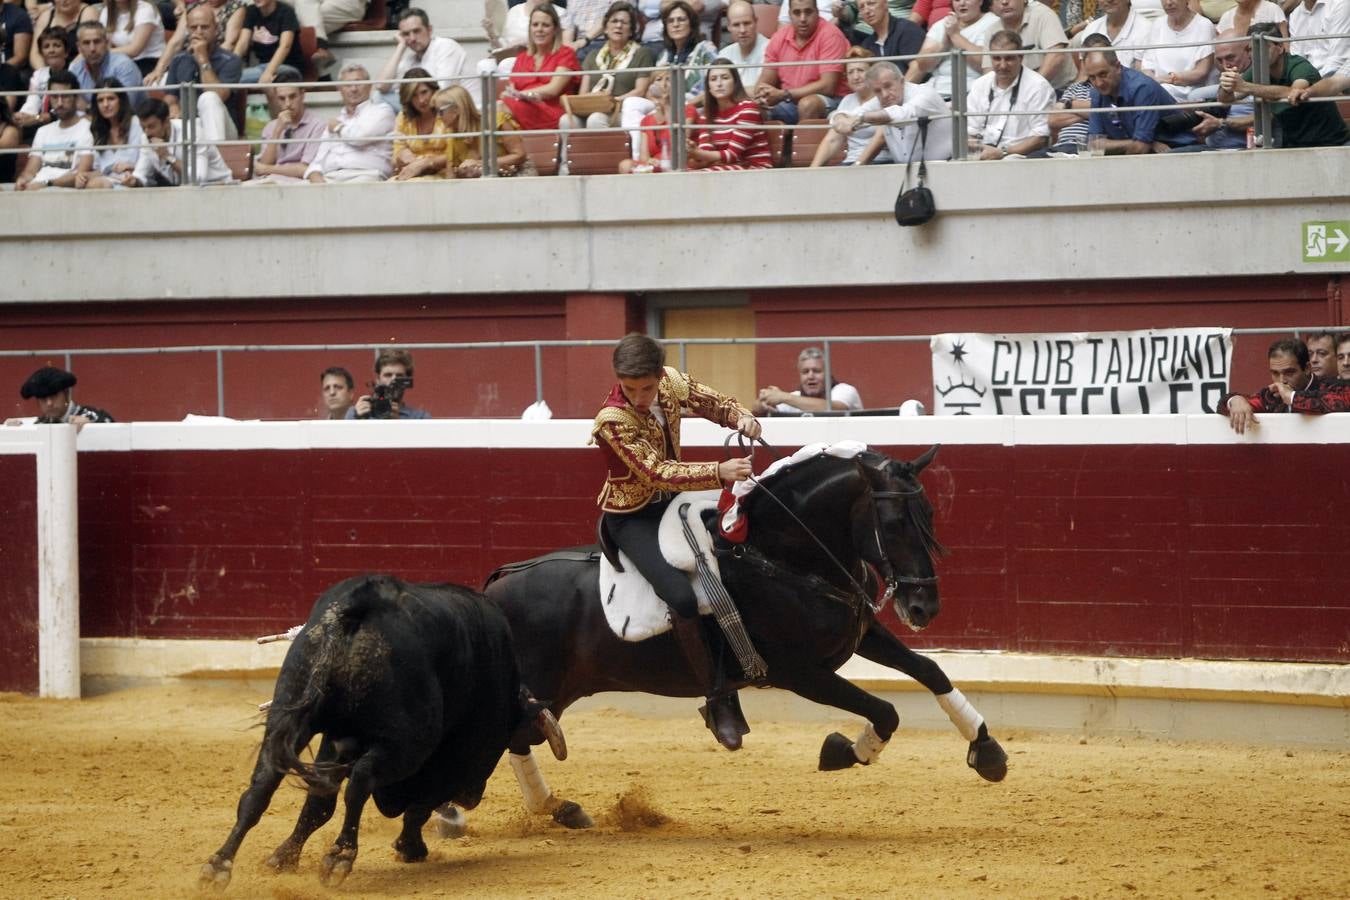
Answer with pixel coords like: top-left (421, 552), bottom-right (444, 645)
top-left (259, 576), bottom-right (394, 794)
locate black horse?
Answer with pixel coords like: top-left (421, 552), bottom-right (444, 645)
top-left (474, 444), bottom-right (1008, 829)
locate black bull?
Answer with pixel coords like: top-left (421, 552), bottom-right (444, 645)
top-left (200, 575), bottom-right (541, 889)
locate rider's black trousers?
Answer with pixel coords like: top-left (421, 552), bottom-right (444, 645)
top-left (604, 499), bottom-right (699, 619)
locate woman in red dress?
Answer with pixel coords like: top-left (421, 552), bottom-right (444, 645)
top-left (687, 59), bottom-right (772, 172)
top-left (502, 4), bottom-right (580, 134)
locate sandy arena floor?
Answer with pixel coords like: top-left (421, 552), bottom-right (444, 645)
top-left (0, 679), bottom-right (1346, 899)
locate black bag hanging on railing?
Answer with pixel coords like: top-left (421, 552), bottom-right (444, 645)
top-left (894, 117), bottom-right (936, 227)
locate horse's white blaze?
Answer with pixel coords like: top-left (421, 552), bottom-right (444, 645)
top-left (852, 722), bottom-right (888, 764)
top-left (509, 751), bottom-right (558, 814)
top-left (937, 688), bottom-right (983, 742)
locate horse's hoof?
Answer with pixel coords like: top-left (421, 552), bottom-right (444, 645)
top-left (552, 800), bottom-right (594, 829)
top-left (198, 856), bottom-right (232, 891)
top-left (318, 847), bottom-right (355, 887)
top-left (968, 735), bottom-right (1009, 782)
top-left (818, 731), bottom-right (860, 771)
top-left (432, 805), bottom-right (467, 839)
top-left (264, 840), bottom-right (302, 872)
top-left (392, 835), bottom-right (429, 862)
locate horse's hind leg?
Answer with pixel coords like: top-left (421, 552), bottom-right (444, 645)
top-left (265, 735), bottom-right (342, 872)
top-left (773, 667), bottom-right (901, 772)
top-left (199, 751), bottom-right (288, 889)
top-left (857, 622), bottom-right (1008, 783)
top-left (509, 748), bottom-right (594, 829)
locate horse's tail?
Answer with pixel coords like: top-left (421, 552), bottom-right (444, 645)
top-left (260, 576), bottom-right (396, 794)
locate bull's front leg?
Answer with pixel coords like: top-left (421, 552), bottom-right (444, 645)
top-left (392, 805), bottom-right (434, 862)
top-left (857, 621), bottom-right (1008, 782)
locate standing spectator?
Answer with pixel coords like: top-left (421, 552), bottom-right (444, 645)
top-left (16, 25), bottom-right (71, 128)
top-left (688, 58), bottom-right (773, 169)
top-left (129, 95), bottom-right (235, 184)
top-left (291, 0), bottom-right (371, 71)
top-left (1220, 338), bottom-right (1312, 434)
top-left (812, 47), bottom-right (894, 164)
top-left (501, 4), bottom-right (579, 137)
top-left (376, 8), bottom-right (474, 108)
top-left (754, 346), bottom-right (863, 414)
top-left (145, 0), bottom-right (248, 87)
top-left (990, 0), bottom-right (1071, 91)
top-left (69, 20), bottom-right (144, 108)
top-left (247, 70), bottom-right (326, 183)
top-left (233, 0), bottom-right (304, 85)
top-left (436, 85), bottom-right (533, 177)
top-left (619, 1), bottom-right (718, 157)
top-left (3, 366), bottom-right (114, 427)
top-left (1288, 0), bottom-right (1350, 77)
top-left (753, 0), bottom-right (850, 123)
top-left (0, 0), bottom-right (33, 107)
top-left (76, 75), bottom-right (145, 187)
top-left (1139, 0), bottom-right (1217, 101)
top-left (719, 0), bottom-right (769, 86)
top-left (1187, 30), bottom-right (1254, 150)
top-left (14, 69), bottom-right (92, 190)
top-left (346, 349), bottom-right (429, 420)
top-left (1075, 0), bottom-right (1151, 70)
top-left (0, 99), bottom-right (19, 183)
top-left (848, 59), bottom-right (953, 162)
top-left (28, 0), bottom-right (94, 72)
top-left (1085, 48), bottom-right (1201, 152)
top-left (1219, 22), bottom-right (1349, 146)
top-left (846, 0), bottom-right (925, 74)
top-left (905, 0), bottom-right (1001, 100)
top-left (617, 66), bottom-right (699, 171)
top-left (319, 366), bottom-right (354, 419)
top-left (305, 62), bottom-right (396, 183)
top-left (391, 67), bottom-right (450, 179)
top-left (965, 30), bottom-right (1054, 158)
top-left (1304, 330), bottom-right (1340, 384)
top-left (1217, 0), bottom-right (1289, 37)
top-left (97, 0), bottom-right (165, 76)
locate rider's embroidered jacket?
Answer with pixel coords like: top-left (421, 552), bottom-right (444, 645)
top-left (592, 366), bottom-right (750, 513)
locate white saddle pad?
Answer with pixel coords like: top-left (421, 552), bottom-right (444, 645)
top-left (599, 496), bottom-right (720, 642)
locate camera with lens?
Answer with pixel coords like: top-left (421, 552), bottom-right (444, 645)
top-left (366, 376), bottom-right (413, 419)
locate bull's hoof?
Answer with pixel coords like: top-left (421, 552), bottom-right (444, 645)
top-left (264, 839), bottom-right (302, 872)
top-left (551, 800), bottom-right (594, 829)
top-left (818, 731), bottom-right (860, 771)
top-left (198, 855), bottom-right (232, 891)
top-left (968, 733), bottom-right (1009, 783)
top-left (392, 834), bottom-right (429, 863)
top-left (318, 846), bottom-right (356, 887)
top-left (432, 805), bottom-right (467, 839)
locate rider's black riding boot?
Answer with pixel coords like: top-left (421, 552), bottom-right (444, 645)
top-left (671, 614), bottom-right (742, 751)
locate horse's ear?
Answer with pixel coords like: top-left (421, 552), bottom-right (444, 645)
top-left (910, 444), bottom-right (940, 473)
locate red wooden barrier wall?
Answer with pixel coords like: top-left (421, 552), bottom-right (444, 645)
top-left (0, 455), bottom-right (40, 694)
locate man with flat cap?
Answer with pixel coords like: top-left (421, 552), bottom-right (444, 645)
top-left (5, 367), bottom-right (115, 428)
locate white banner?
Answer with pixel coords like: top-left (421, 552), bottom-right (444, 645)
top-left (931, 328), bottom-right (1233, 416)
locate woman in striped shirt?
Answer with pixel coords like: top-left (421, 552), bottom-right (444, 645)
top-left (687, 59), bottom-right (772, 171)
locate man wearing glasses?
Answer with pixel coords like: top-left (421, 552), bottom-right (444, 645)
top-left (247, 70), bottom-right (327, 184)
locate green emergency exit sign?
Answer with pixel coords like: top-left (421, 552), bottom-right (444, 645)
top-left (1303, 221), bottom-right (1350, 263)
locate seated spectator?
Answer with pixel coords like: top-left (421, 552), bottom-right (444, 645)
top-left (1304, 330), bottom-right (1340, 384)
top-left (990, 0), bottom-right (1071, 92)
top-left (1186, 30), bottom-right (1254, 150)
top-left (753, 0), bottom-right (849, 123)
top-left (812, 47), bottom-right (894, 165)
top-left (1, 0), bottom-right (33, 104)
top-left (1219, 22), bottom-right (1349, 146)
top-left (905, 0), bottom-right (1001, 101)
top-left (634, 0), bottom-right (667, 52)
top-left (1045, 32), bottom-right (1113, 155)
top-left (1220, 338), bottom-right (1314, 433)
top-left (129, 96), bottom-right (235, 185)
top-left (620, 2), bottom-right (718, 156)
top-left (1288, 0), bottom-right (1350, 78)
top-left (391, 67), bottom-right (450, 180)
top-left (319, 366), bottom-right (354, 419)
top-left (1139, 0), bottom-right (1217, 101)
top-left (98, 0), bottom-right (165, 76)
top-left (754, 346), bottom-right (863, 414)
top-left (76, 76), bottom-right (145, 188)
top-left (162, 4), bottom-right (243, 143)
top-left (306, 62), bottom-right (396, 183)
top-left (69, 21), bottom-right (144, 109)
top-left (246, 70), bottom-right (326, 183)
top-left (146, 0), bottom-right (248, 87)
top-left (377, 9), bottom-right (474, 110)
top-left (847, 59), bottom-right (954, 163)
top-left (501, 5), bottom-right (580, 138)
top-left (617, 67), bottom-right (699, 171)
top-left (233, 0), bottom-right (304, 85)
top-left (486, 0), bottom-right (575, 65)
top-left (346, 349), bottom-right (429, 420)
top-left (965, 29), bottom-right (1054, 158)
top-left (847, 0), bottom-right (925, 74)
top-left (291, 0), bottom-right (373, 71)
top-left (565, 1), bottom-right (653, 132)
top-left (773, 0), bottom-right (841, 30)
top-left (1073, 0), bottom-right (1151, 70)
top-left (912, 0), bottom-right (954, 30)
top-left (28, 0), bottom-right (94, 72)
top-left (1338, 331), bottom-right (1350, 380)
top-left (1288, 53), bottom-right (1350, 105)
top-left (436, 84), bottom-right (533, 177)
top-left (719, 0), bottom-right (770, 86)
top-left (565, 0), bottom-right (614, 60)
top-left (3, 366), bottom-right (114, 428)
top-left (1085, 48), bottom-right (1201, 152)
top-left (1217, 0), bottom-right (1288, 37)
top-left (0, 102), bottom-right (19, 183)
top-left (16, 25), bottom-right (71, 129)
top-left (14, 70), bottom-right (92, 190)
top-left (688, 58), bottom-right (773, 169)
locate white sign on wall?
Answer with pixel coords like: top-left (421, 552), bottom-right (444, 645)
top-left (931, 328), bottom-right (1233, 416)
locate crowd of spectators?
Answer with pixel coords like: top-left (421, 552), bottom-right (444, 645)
top-left (2, 0), bottom-right (1348, 188)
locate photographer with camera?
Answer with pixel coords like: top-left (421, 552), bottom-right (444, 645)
top-left (346, 349), bottom-right (430, 420)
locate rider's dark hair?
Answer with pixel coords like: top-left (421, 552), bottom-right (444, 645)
top-left (1269, 338), bottom-right (1309, 368)
top-left (612, 333), bottom-right (665, 378)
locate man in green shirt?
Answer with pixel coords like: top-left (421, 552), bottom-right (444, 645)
top-left (1217, 22), bottom-right (1350, 148)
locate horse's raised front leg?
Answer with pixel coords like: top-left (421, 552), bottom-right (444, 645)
top-left (857, 621), bottom-right (1008, 782)
top-left (772, 665), bottom-right (901, 772)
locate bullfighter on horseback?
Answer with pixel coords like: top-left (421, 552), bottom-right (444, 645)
top-left (592, 333), bottom-right (761, 750)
